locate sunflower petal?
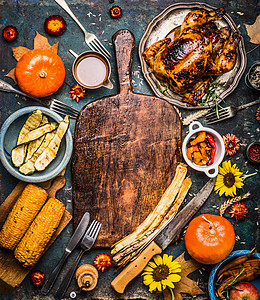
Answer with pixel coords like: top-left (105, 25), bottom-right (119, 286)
top-left (162, 279), bottom-right (175, 289)
top-left (154, 255), bottom-right (163, 266)
top-left (163, 254), bottom-right (170, 265)
top-left (147, 261), bottom-right (157, 269)
top-left (168, 273), bottom-right (182, 282)
top-left (143, 265), bottom-right (154, 272)
top-left (143, 275), bottom-right (154, 285)
top-left (149, 281), bottom-right (158, 292)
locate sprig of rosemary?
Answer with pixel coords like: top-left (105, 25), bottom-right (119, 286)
top-left (200, 78), bottom-right (225, 119)
top-left (217, 268), bottom-right (246, 300)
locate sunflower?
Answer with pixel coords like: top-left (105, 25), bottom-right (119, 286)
top-left (142, 254), bottom-right (181, 294)
top-left (215, 160), bottom-right (244, 197)
top-left (223, 134), bottom-right (240, 156)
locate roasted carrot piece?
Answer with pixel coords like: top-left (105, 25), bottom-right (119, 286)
top-left (216, 248), bottom-right (256, 280)
top-left (217, 258), bottom-right (260, 282)
top-left (190, 131), bottom-right (206, 146)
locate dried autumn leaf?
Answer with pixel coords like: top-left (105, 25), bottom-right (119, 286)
top-left (163, 252), bottom-right (204, 300)
top-left (245, 14), bottom-right (260, 44)
top-left (5, 68), bottom-right (17, 84)
top-left (34, 31), bottom-right (59, 54)
top-left (11, 46), bottom-right (30, 61)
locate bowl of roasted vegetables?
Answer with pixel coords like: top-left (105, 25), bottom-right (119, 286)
top-left (208, 249), bottom-right (260, 300)
top-left (182, 121), bottom-right (225, 177)
top-left (0, 106), bottom-right (73, 182)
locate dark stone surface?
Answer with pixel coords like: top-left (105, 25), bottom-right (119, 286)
top-left (0, 0), bottom-right (259, 299)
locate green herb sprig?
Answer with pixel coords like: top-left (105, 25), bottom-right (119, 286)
top-left (201, 78), bottom-right (225, 118)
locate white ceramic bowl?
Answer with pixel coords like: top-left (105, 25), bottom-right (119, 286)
top-left (182, 121), bottom-right (225, 178)
top-left (0, 106), bottom-right (73, 183)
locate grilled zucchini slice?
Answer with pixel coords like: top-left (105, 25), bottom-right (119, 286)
top-left (17, 122), bottom-right (58, 146)
top-left (25, 115), bottom-right (49, 162)
top-left (19, 130), bottom-right (56, 175)
top-left (11, 109), bottom-right (43, 167)
top-left (35, 115), bottom-right (69, 171)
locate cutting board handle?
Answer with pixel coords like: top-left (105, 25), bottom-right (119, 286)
top-left (112, 29), bottom-right (135, 95)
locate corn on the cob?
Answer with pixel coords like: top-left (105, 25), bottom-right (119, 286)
top-left (14, 198), bottom-right (65, 267)
top-left (0, 184), bottom-right (48, 250)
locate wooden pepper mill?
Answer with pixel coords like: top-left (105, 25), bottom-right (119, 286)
top-left (75, 264), bottom-right (99, 291)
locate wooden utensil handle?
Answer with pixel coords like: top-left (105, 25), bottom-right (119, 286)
top-left (111, 241), bottom-right (162, 294)
top-left (112, 29), bottom-right (135, 95)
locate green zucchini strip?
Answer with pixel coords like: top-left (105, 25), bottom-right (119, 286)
top-left (35, 115), bottom-right (70, 172)
top-left (11, 109), bottom-right (43, 167)
top-left (17, 122), bottom-right (58, 146)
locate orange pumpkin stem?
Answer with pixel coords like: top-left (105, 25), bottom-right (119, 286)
top-left (39, 70), bottom-right (47, 78)
top-left (202, 215), bottom-right (216, 236)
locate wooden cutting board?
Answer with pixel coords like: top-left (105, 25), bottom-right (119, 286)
top-left (72, 30), bottom-right (181, 247)
top-left (0, 174), bottom-right (72, 293)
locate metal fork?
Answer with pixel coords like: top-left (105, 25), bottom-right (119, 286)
top-left (53, 0), bottom-right (111, 59)
top-left (55, 220), bottom-right (102, 300)
top-left (205, 98), bottom-right (260, 124)
top-left (0, 79), bottom-right (79, 119)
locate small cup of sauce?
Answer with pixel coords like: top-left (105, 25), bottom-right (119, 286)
top-left (69, 49), bottom-right (113, 90)
top-left (246, 142), bottom-right (260, 164)
top-left (245, 61), bottom-right (260, 91)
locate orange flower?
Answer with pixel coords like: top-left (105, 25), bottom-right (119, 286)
top-left (256, 106), bottom-right (260, 123)
top-left (94, 253), bottom-right (111, 272)
top-left (69, 84), bottom-right (86, 102)
top-left (229, 202), bottom-right (248, 220)
top-left (223, 134), bottom-right (240, 156)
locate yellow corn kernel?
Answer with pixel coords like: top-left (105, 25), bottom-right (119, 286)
top-left (0, 184), bottom-right (48, 250)
top-left (14, 198), bottom-right (65, 267)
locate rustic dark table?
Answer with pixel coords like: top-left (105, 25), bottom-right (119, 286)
top-left (0, 0), bottom-right (259, 299)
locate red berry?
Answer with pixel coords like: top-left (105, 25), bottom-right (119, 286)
top-left (44, 15), bottom-right (66, 36)
top-left (30, 270), bottom-right (45, 286)
top-left (2, 26), bottom-right (18, 42)
top-left (110, 6), bottom-right (122, 18)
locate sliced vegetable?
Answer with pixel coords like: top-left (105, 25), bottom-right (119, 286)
top-left (190, 131), bottom-right (206, 146)
top-left (19, 130), bottom-right (56, 175)
top-left (25, 115), bottom-right (49, 162)
top-left (11, 109), bottom-right (43, 167)
top-left (34, 115), bottom-right (69, 171)
top-left (17, 122), bottom-right (58, 146)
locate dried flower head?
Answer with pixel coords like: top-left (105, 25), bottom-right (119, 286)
top-left (229, 202), bottom-right (248, 220)
top-left (256, 106), bottom-right (260, 123)
top-left (94, 253), bottom-right (111, 272)
top-left (69, 84), bottom-right (86, 102)
top-left (223, 134), bottom-right (240, 156)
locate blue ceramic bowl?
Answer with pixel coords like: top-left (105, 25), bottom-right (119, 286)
top-left (0, 106), bottom-right (73, 183)
top-left (209, 250), bottom-right (260, 299)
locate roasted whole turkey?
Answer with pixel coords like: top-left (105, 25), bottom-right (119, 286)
top-left (142, 8), bottom-right (241, 105)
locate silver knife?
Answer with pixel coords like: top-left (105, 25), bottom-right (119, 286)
top-left (41, 212), bottom-right (90, 295)
top-left (111, 178), bottom-right (216, 293)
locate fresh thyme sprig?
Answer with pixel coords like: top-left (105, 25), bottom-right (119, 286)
top-left (201, 78), bottom-right (225, 118)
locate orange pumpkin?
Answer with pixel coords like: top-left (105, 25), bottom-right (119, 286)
top-left (184, 214), bottom-right (235, 264)
top-left (15, 49), bottom-right (65, 98)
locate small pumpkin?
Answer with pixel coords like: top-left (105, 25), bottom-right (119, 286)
top-left (15, 49), bottom-right (65, 98)
top-left (184, 214), bottom-right (235, 264)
